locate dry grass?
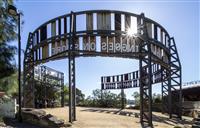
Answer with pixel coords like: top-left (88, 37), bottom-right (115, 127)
top-left (43, 107), bottom-right (193, 128)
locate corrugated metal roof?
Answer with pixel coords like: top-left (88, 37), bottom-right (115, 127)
top-left (182, 84), bottom-right (200, 90)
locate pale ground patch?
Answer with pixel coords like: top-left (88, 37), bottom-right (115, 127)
top-left (43, 107), bottom-right (193, 128)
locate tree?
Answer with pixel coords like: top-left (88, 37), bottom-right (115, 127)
top-left (63, 84), bottom-right (85, 105)
top-left (0, 72), bottom-right (18, 96)
top-left (63, 85), bottom-right (69, 104)
top-left (76, 88), bottom-right (85, 105)
top-left (132, 91), bottom-right (140, 107)
top-left (82, 89), bottom-right (125, 108)
top-left (152, 93), bottom-right (162, 103)
top-left (0, 0), bottom-right (17, 79)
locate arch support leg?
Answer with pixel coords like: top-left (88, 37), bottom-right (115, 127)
top-left (69, 56), bottom-right (76, 122)
top-left (139, 42), bottom-right (153, 127)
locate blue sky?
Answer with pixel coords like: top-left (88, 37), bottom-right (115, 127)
top-left (13, 0), bottom-right (199, 99)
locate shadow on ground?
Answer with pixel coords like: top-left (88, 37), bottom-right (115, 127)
top-left (2, 117), bottom-right (42, 128)
top-left (81, 108), bottom-right (192, 128)
top-left (81, 108), bottom-right (140, 117)
top-left (152, 113), bottom-right (192, 127)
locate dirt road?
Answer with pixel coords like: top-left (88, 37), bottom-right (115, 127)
top-left (43, 107), bottom-right (192, 128)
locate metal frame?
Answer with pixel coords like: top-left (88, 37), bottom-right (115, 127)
top-left (23, 10), bottom-right (182, 127)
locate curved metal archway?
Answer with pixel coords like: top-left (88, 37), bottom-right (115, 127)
top-left (23, 10), bottom-right (182, 127)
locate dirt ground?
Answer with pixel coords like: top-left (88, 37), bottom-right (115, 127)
top-left (43, 107), bottom-right (193, 128)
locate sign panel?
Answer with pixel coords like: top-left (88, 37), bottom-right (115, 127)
top-left (151, 44), bottom-right (169, 63)
top-left (125, 15), bottom-right (131, 32)
top-left (133, 80), bottom-right (138, 87)
top-left (100, 36), bottom-right (139, 53)
top-left (51, 21), bottom-right (56, 36)
top-left (125, 74), bottom-right (128, 80)
top-left (52, 41), bottom-right (56, 55)
top-left (42, 44), bottom-right (49, 59)
top-left (106, 77), bottom-right (110, 82)
top-left (83, 36), bottom-right (89, 51)
top-left (101, 70), bottom-right (143, 89)
top-left (146, 23), bottom-right (152, 38)
top-left (56, 40), bottom-right (62, 53)
top-left (157, 47), bottom-right (161, 59)
top-left (86, 13), bottom-right (93, 30)
top-left (108, 37), bottom-right (114, 53)
top-left (154, 24), bottom-right (158, 40)
top-left (115, 13), bottom-right (121, 31)
top-left (40, 25), bottom-right (47, 42)
top-left (125, 37), bottom-right (138, 53)
top-left (83, 36), bottom-right (96, 51)
top-left (74, 37), bottom-right (79, 50)
top-left (127, 37), bottom-right (137, 52)
top-left (101, 36), bottom-right (107, 52)
top-left (154, 71), bottom-right (162, 83)
top-left (64, 18), bottom-right (67, 34)
top-left (61, 39), bottom-right (68, 51)
top-left (115, 37), bottom-right (121, 53)
top-left (160, 29), bottom-right (163, 43)
top-left (162, 51), bottom-right (169, 63)
top-left (122, 36), bottom-right (127, 52)
top-left (97, 13), bottom-right (111, 30)
top-left (52, 39), bottom-right (68, 56)
top-left (58, 19), bottom-right (61, 35)
top-left (90, 36), bottom-right (96, 51)
top-left (50, 37), bottom-right (80, 56)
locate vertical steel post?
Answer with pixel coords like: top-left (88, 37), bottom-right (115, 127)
top-left (179, 69), bottom-right (182, 119)
top-left (168, 66), bottom-right (172, 118)
top-left (72, 56), bottom-right (76, 121)
top-left (68, 51), bottom-right (73, 122)
top-left (68, 12), bottom-right (73, 123)
top-left (18, 13), bottom-right (22, 122)
top-left (139, 13), bottom-right (153, 127)
top-left (61, 73), bottom-right (64, 107)
top-left (72, 12), bottom-right (76, 121)
top-left (161, 67), bottom-right (164, 114)
top-left (168, 38), bottom-right (182, 119)
top-left (121, 75), bottom-right (125, 109)
top-left (101, 77), bottom-right (103, 100)
top-left (161, 67), bottom-right (169, 114)
top-left (138, 15), bottom-right (144, 124)
top-left (101, 89), bottom-right (103, 100)
top-left (44, 66), bottom-right (47, 108)
top-left (147, 41), bottom-right (152, 127)
top-left (139, 57), bottom-right (143, 124)
top-left (121, 88), bottom-right (125, 109)
top-left (32, 33), bottom-right (35, 108)
top-left (68, 11), bottom-right (76, 122)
